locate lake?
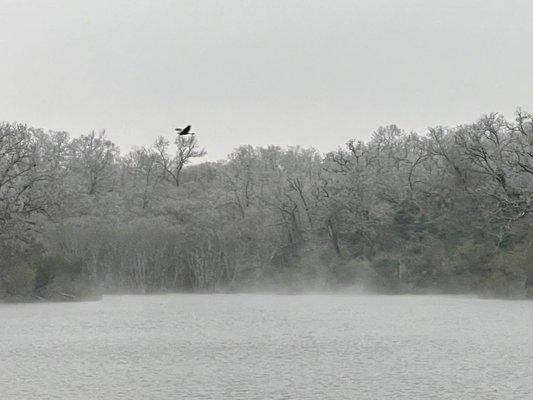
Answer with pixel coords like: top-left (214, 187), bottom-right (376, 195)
top-left (1, 294), bottom-right (532, 399)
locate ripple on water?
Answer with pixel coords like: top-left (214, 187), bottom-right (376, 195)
top-left (0, 294), bottom-right (532, 400)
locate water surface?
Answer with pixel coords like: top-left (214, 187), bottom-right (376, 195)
top-left (1, 294), bottom-right (532, 399)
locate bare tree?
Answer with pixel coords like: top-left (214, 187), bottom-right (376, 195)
top-left (154, 134), bottom-right (206, 187)
top-left (0, 123), bottom-right (47, 240)
top-left (70, 130), bottom-right (119, 195)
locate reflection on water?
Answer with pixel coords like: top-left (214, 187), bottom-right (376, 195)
top-left (1, 294), bottom-right (532, 399)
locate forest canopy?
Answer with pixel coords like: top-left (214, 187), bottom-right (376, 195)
top-left (1, 110), bottom-right (532, 300)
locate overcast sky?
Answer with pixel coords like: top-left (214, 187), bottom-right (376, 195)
top-left (1, 0), bottom-right (532, 161)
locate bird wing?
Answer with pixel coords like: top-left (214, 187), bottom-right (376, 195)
top-left (175, 125), bottom-right (194, 135)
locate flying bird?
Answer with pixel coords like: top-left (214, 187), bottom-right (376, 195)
top-left (175, 125), bottom-right (194, 136)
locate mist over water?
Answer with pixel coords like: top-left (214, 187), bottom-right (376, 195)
top-left (1, 294), bottom-right (531, 400)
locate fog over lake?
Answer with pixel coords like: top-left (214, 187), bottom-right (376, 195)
top-left (1, 294), bottom-right (532, 400)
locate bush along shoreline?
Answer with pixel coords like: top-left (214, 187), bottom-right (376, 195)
top-left (0, 244), bottom-right (100, 302)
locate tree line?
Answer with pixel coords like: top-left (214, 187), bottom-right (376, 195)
top-left (1, 110), bottom-right (532, 300)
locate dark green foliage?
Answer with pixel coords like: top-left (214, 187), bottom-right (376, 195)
top-left (371, 258), bottom-right (400, 292)
top-left (0, 242), bottom-right (95, 301)
top-left (0, 244), bottom-right (39, 298)
top-left (34, 254), bottom-right (85, 297)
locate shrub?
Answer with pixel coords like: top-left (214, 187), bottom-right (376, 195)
top-left (482, 248), bottom-right (529, 298)
top-left (371, 257), bottom-right (400, 292)
top-left (0, 244), bottom-right (40, 299)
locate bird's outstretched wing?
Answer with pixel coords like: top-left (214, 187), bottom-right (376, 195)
top-left (175, 125), bottom-right (193, 135)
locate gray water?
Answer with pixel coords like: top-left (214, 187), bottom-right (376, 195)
top-left (1, 294), bottom-right (532, 400)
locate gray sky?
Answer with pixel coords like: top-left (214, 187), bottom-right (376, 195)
top-left (1, 0), bottom-right (532, 161)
